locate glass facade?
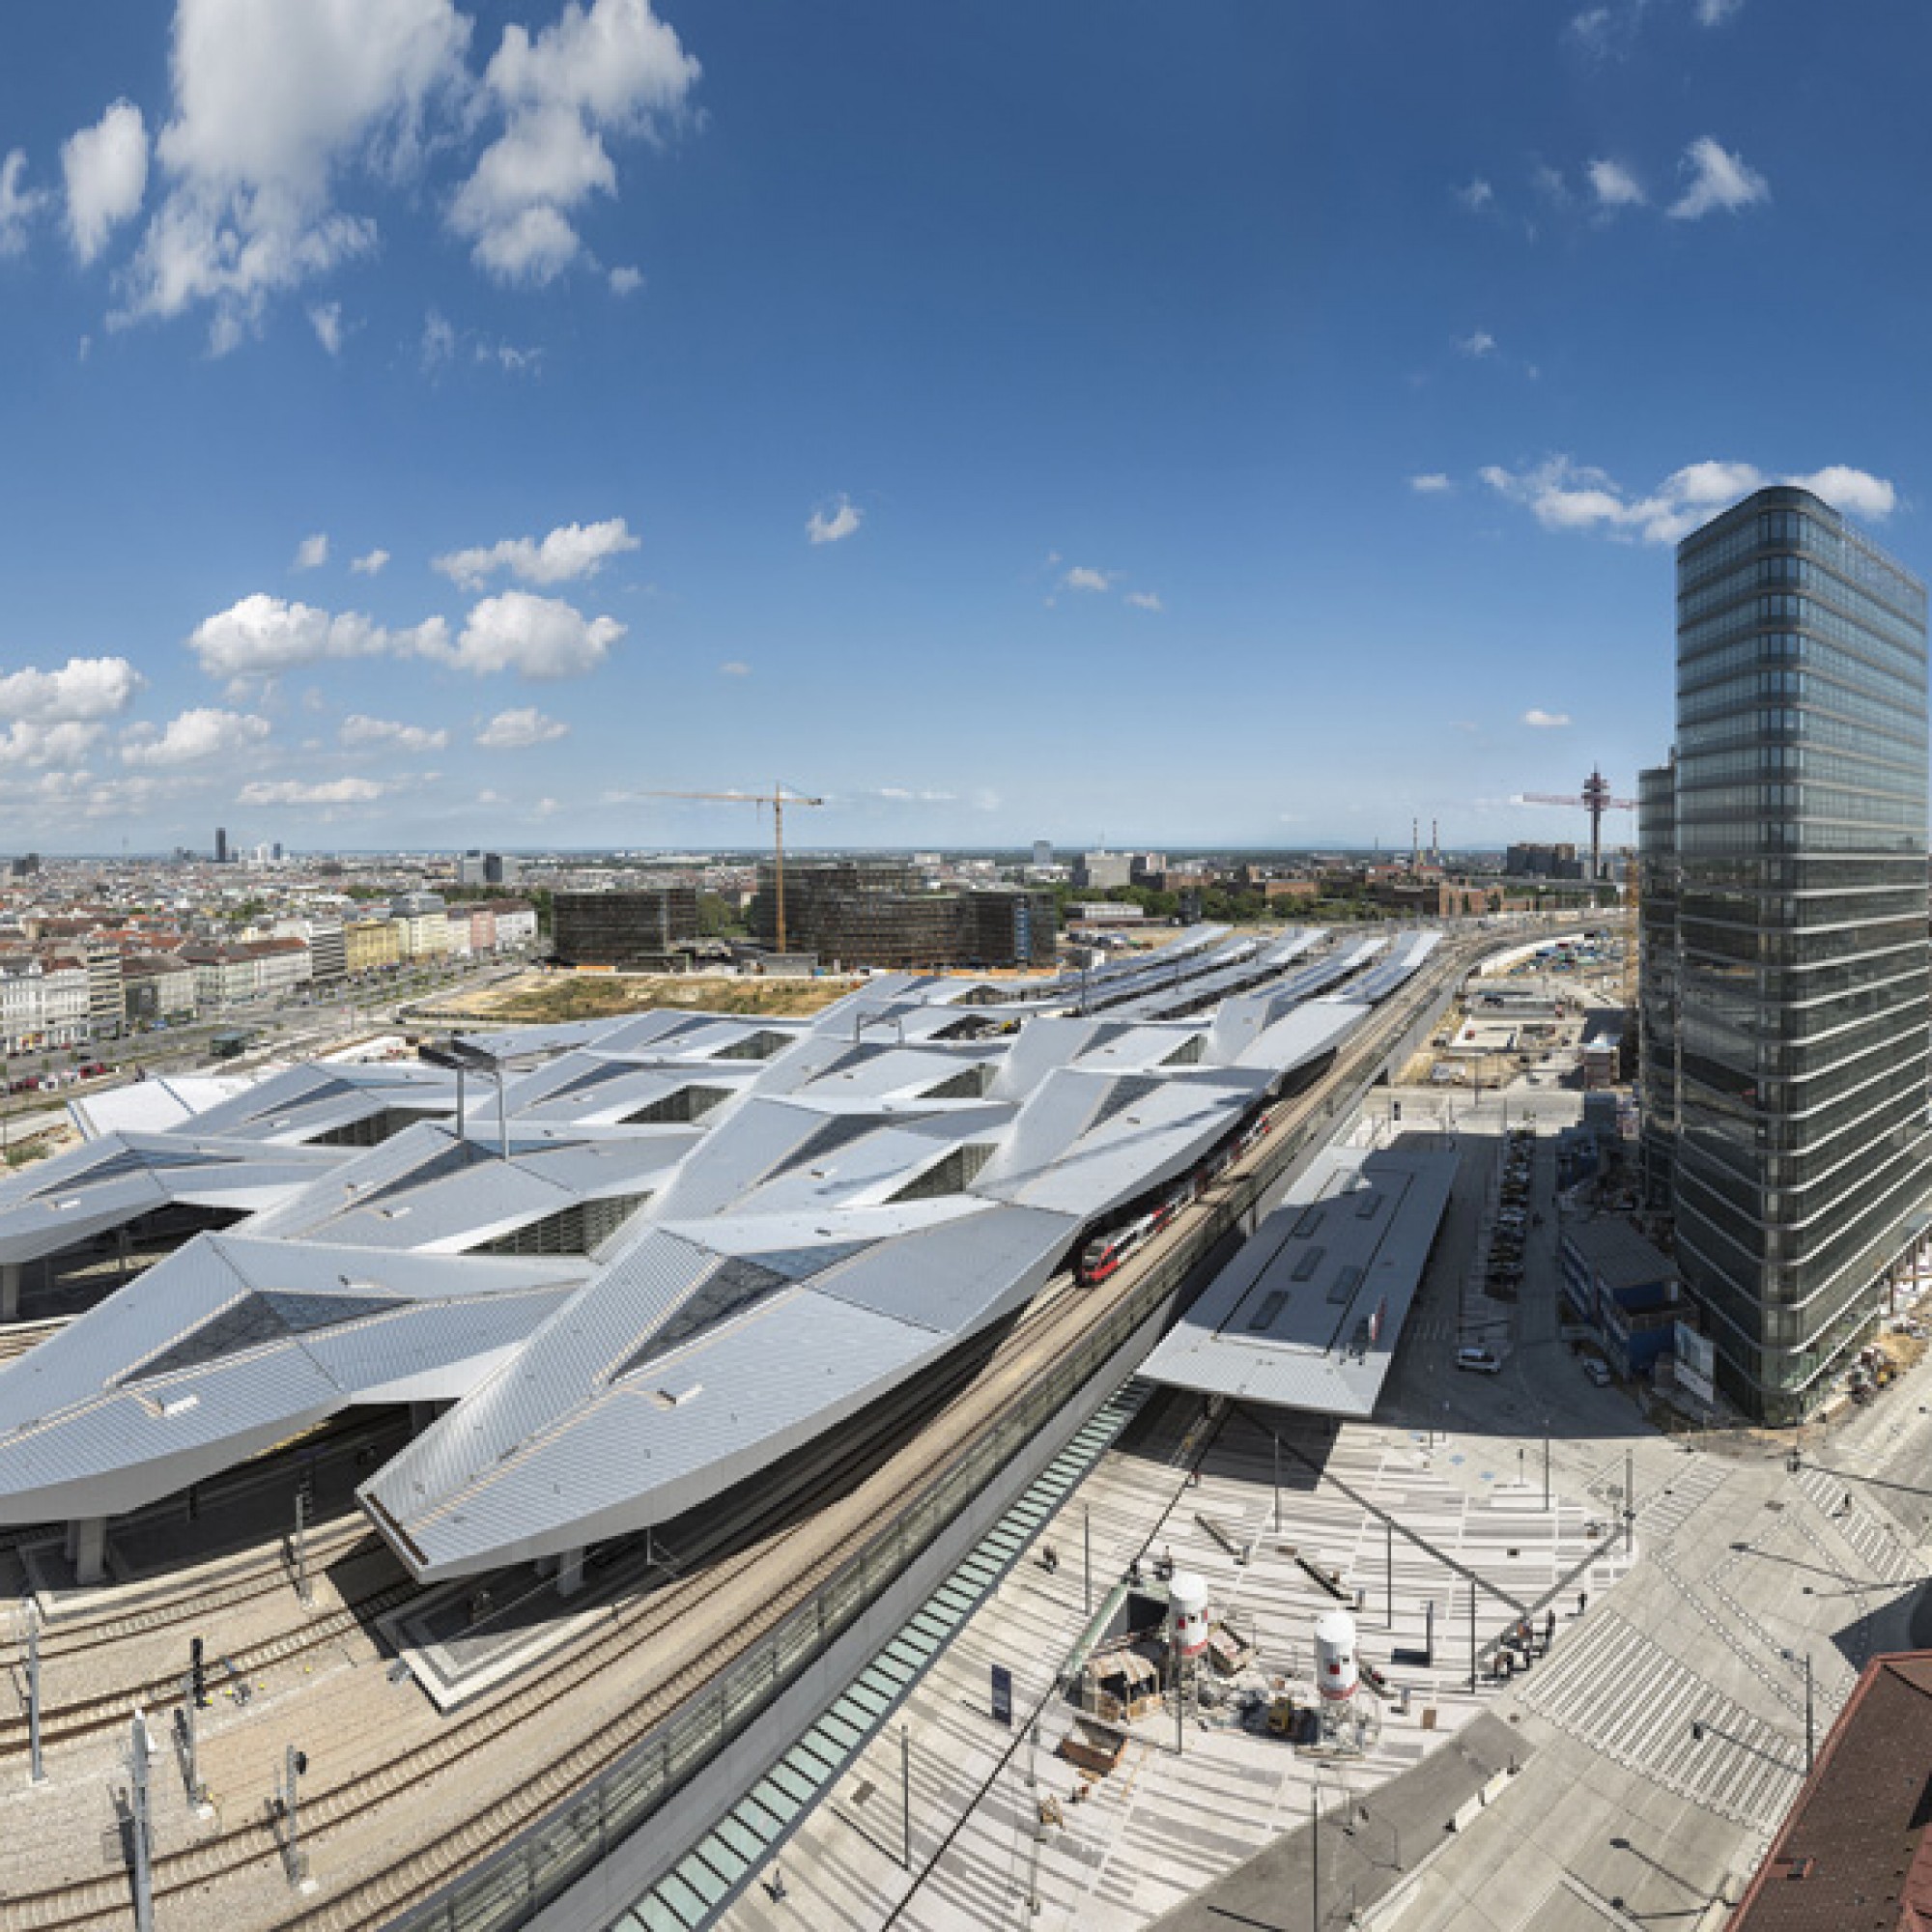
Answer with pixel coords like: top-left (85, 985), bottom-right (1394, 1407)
top-left (1646, 486), bottom-right (1931, 1420)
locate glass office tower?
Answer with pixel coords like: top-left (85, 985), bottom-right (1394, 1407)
top-left (1660, 485), bottom-right (1930, 1421)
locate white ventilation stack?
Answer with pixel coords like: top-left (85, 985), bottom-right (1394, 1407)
top-left (1169, 1572), bottom-right (1210, 1660)
top-left (1314, 1608), bottom-right (1359, 1705)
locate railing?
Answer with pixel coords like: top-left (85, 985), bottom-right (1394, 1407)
top-left (389, 946), bottom-right (1487, 1932)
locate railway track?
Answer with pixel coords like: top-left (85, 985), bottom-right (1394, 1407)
top-left (0, 935), bottom-right (1493, 1932)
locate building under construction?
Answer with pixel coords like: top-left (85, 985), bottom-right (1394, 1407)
top-left (748, 861), bottom-right (1057, 970)
top-left (553, 889), bottom-right (701, 970)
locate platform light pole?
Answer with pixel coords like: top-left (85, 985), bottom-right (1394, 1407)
top-left (1083, 1506), bottom-right (1092, 1618)
top-left (1544, 1422), bottom-right (1551, 1513)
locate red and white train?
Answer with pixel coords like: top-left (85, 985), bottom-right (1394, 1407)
top-left (1073, 1104), bottom-right (1277, 1286)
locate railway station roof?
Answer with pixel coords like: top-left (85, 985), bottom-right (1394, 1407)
top-left (0, 920), bottom-right (1453, 1574)
top-left (1139, 1141), bottom-right (1461, 1417)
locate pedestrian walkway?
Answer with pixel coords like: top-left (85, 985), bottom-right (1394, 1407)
top-left (1519, 1610), bottom-right (1804, 1831)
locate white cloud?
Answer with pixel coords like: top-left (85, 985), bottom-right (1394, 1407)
top-left (1480, 456), bottom-right (1896, 545)
top-left (0, 721), bottom-right (106, 768)
top-left (340, 713), bottom-right (447, 752)
top-left (350, 547), bottom-right (389, 575)
top-left (1587, 158), bottom-right (1645, 209)
top-left (0, 150), bottom-right (49, 256)
top-left (0, 655), bottom-right (145, 723)
top-left (309, 300), bottom-right (344, 354)
top-left (1454, 178), bottom-right (1494, 213)
top-left (421, 306), bottom-right (457, 370)
top-left (1123, 590), bottom-right (1163, 612)
top-left (117, 0), bottom-right (471, 351)
top-left (450, 0), bottom-right (699, 284)
top-left (806, 496), bottom-right (863, 546)
top-left (609, 264), bottom-right (642, 295)
top-left (533, 795), bottom-right (560, 817)
top-left (719, 660), bottom-right (750, 676)
top-left (1061, 565), bottom-right (1113, 592)
top-left (61, 100), bottom-right (149, 265)
top-left (293, 531), bottom-right (329, 571)
top-left (186, 592), bottom-right (449, 677)
top-left (1522, 709), bottom-right (1572, 729)
top-left (122, 706), bottom-right (270, 767)
top-left (1409, 472), bottom-right (1453, 495)
top-left (434, 516), bottom-right (638, 589)
top-left (475, 337), bottom-right (543, 374)
top-left (1568, 7), bottom-right (1616, 55)
top-left (439, 590), bottom-right (623, 678)
top-left (1457, 330), bottom-right (1497, 358)
top-left (240, 775), bottom-right (390, 806)
top-left (475, 705), bottom-right (569, 749)
top-left (1695, 0), bottom-right (1743, 22)
top-left (1668, 136), bottom-right (1769, 220)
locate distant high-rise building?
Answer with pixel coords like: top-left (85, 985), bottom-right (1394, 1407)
top-left (1642, 486), bottom-right (1931, 1420)
top-left (214, 827), bottom-right (229, 866)
top-left (1032, 839), bottom-right (1053, 867)
top-left (1075, 850), bottom-right (1132, 890)
top-left (554, 889), bottom-right (699, 969)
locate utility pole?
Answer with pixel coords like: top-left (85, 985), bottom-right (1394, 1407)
top-left (1625, 1447), bottom-right (1635, 1555)
top-left (23, 1604), bottom-right (43, 1785)
top-left (280, 1745), bottom-right (310, 1889)
top-left (1386, 1519), bottom-right (1394, 1630)
top-left (1468, 1584), bottom-right (1478, 1692)
top-left (177, 1675), bottom-right (208, 1812)
top-left (901, 1725), bottom-right (912, 1871)
top-left (129, 1714), bottom-right (154, 1932)
top-left (294, 1464), bottom-right (314, 1608)
top-left (1310, 1782), bottom-right (1320, 1931)
top-left (1804, 1655), bottom-right (1814, 1774)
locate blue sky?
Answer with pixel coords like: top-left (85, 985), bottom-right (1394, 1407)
top-left (0, 0), bottom-right (1925, 855)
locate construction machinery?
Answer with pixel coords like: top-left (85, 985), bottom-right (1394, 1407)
top-left (635, 785), bottom-right (824, 955)
top-left (1517, 767), bottom-right (1636, 885)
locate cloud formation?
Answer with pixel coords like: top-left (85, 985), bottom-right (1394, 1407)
top-left (1479, 457), bottom-right (1896, 545)
top-left (116, 0), bottom-right (472, 352)
top-left (475, 705), bottom-right (569, 749)
top-left (434, 516), bottom-right (638, 589)
top-left (1061, 565), bottom-right (1113, 592)
top-left (440, 590), bottom-right (623, 678)
top-left (293, 531), bottom-right (329, 571)
top-left (1409, 473), bottom-right (1453, 495)
top-left (1587, 158), bottom-right (1645, 209)
top-left (186, 593), bottom-right (449, 677)
top-left (122, 706), bottom-right (270, 767)
top-left (0, 655), bottom-right (145, 723)
top-left (309, 301), bottom-right (343, 354)
top-left (61, 99), bottom-right (149, 264)
top-left (1123, 590), bottom-right (1163, 612)
top-left (1668, 136), bottom-right (1768, 220)
top-left (1457, 330), bottom-right (1497, 358)
top-left (340, 713), bottom-right (447, 752)
top-left (350, 547), bottom-right (389, 576)
top-left (806, 496), bottom-right (863, 545)
top-left (0, 151), bottom-right (48, 256)
top-left (450, 0), bottom-right (699, 284)
top-left (240, 775), bottom-right (390, 806)
top-left (1521, 709), bottom-right (1572, 729)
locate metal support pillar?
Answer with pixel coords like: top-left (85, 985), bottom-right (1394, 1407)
top-left (556, 1546), bottom-right (585, 1597)
top-left (1, 1261), bottom-right (18, 1322)
top-left (24, 1606), bottom-right (43, 1784)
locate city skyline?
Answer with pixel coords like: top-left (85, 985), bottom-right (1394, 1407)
top-left (4, 2), bottom-right (1931, 851)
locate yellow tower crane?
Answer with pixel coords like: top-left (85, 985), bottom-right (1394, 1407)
top-left (636, 785), bottom-right (825, 956)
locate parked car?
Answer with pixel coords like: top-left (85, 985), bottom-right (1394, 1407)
top-left (1583, 1359), bottom-right (1611, 1388)
top-left (1457, 1347), bottom-right (1502, 1375)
